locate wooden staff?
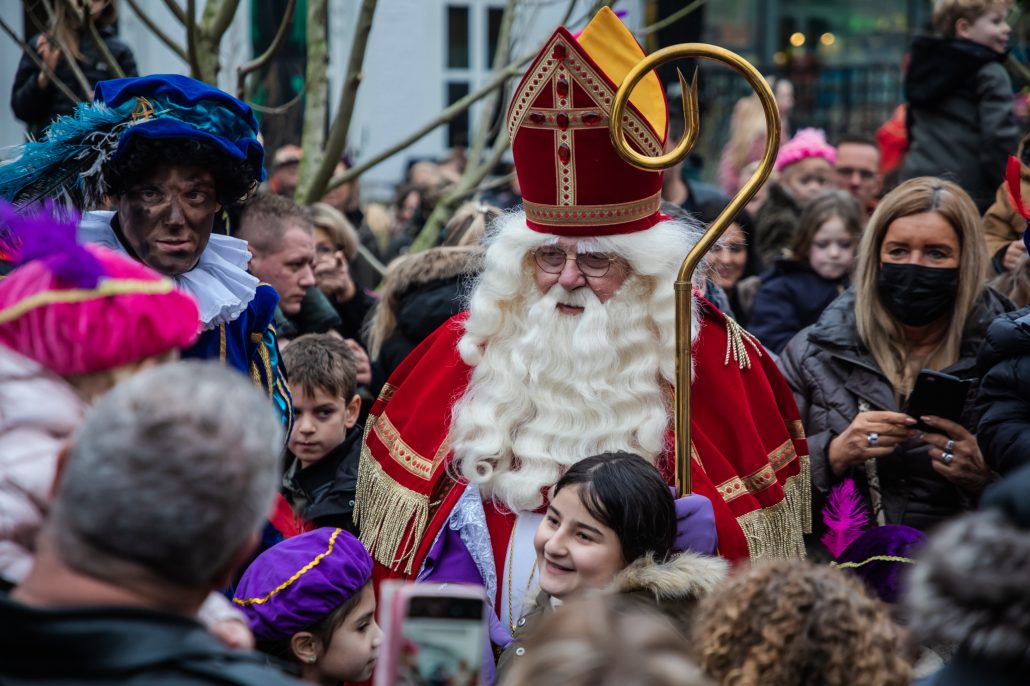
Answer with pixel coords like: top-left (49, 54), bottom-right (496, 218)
top-left (608, 45), bottom-right (781, 495)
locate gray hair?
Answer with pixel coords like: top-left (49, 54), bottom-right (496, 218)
top-left (51, 361), bottom-right (283, 587)
top-left (905, 509), bottom-right (1030, 663)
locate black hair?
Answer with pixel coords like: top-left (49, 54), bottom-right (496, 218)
top-left (256, 580), bottom-right (370, 664)
top-left (696, 197), bottom-right (763, 278)
top-left (835, 132), bottom-right (878, 150)
top-left (552, 453), bottom-right (676, 564)
top-left (104, 137), bottom-right (259, 206)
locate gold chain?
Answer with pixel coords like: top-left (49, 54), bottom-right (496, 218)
top-left (507, 518), bottom-right (538, 634)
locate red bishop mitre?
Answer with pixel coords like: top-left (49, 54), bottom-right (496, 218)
top-left (508, 7), bottom-right (669, 237)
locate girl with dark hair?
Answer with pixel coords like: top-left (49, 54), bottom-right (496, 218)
top-left (496, 452), bottom-right (726, 683)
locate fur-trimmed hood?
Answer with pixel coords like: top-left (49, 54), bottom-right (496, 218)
top-left (383, 245), bottom-right (484, 301)
top-left (606, 551), bottom-right (728, 602)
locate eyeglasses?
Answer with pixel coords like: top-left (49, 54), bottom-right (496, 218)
top-left (836, 167), bottom-right (877, 181)
top-left (533, 247), bottom-right (618, 277)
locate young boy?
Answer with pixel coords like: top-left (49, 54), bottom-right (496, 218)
top-left (901, 0), bottom-right (1019, 213)
top-left (281, 333), bottom-right (363, 533)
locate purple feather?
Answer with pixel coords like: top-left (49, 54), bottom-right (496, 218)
top-left (0, 199), bottom-right (104, 289)
top-left (821, 479), bottom-right (869, 558)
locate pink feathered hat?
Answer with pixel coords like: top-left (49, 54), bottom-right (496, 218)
top-left (0, 202), bottom-right (200, 377)
top-left (774, 127), bottom-right (837, 172)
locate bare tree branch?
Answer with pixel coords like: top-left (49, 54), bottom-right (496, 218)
top-left (162, 0), bottom-right (188, 25)
top-left (297, 0), bottom-right (330, 199)
top-left (636, 0), bottom-right (705, 35)
top-left (208, 0), bottom-right (241, 44)
top-left (186, 0), bottom-right (202, 79)
top-left (83, 6), bottom-right (125, 78)
top-left (465, 0), bottom-right (516, 174)
top-left (124, 0), bottom-right (189, 62)
top-left (0, 15), bottom-right (81, 106)
top-left (237, 0), bottom-right (297, 98)
top-left (247, 87), bottom-right (305, 115)
top-left (300, 0), bottom-right (379, 204)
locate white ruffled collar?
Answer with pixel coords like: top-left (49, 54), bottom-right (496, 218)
top-left (78, 211), bottom-right (258, 331)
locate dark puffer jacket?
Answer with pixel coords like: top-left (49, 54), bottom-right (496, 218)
top-left (748, 259), bottom-right (849, 354)
top-left (900, 37), bottom-right (1018, 213)
top-left (779, 288), bottom-right (1012, 535)
top-left (11, 28), bottom-right (138, 139)
top-left (976, 306), bottom-right (1030, 476)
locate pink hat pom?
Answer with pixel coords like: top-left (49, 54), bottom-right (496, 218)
top-left (774, 127), bottom-right (837, 172)
top-left (0, 245), bottom-right (200, 377)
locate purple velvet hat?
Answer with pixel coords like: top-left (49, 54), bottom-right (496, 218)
top-left (834, 525), bottom-right (926, 604)
top-left (233, 528), bottom-right (373, 642)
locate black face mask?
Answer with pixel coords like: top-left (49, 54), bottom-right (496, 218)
top-left (877, 263), bottom-right (960, 327)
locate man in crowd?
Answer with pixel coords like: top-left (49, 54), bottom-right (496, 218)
top-left (835, 133), bottom-right (883, 218)
top-left (356, 6), bottom-right (810, 642)
top-left (0, 74), bottom-right (292, 428)
top-left (0, 362), bottom-right (301, 684)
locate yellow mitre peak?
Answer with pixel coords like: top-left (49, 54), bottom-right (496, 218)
top-left (576, 6), bottom-right (667, 139)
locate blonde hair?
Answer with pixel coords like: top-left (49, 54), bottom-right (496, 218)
top-left (932, 0), bottom-right (1012, 36)
top-left (441, 201), bottom-right (502, 247)
top-left (854, 177), bottom-right (987, 395)
top-left (725, 95), bottom-right (767, 184)
top-left (309, 202), bottom-right (359, 261)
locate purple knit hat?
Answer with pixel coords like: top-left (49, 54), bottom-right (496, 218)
top-left (233, 528), bottom-right (373, 642)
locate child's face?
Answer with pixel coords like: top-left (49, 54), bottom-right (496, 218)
top-left (958, 7), bottom-right (1011, 54)
top-left (289, 386), bottom-right (360, 468)
top-left (708, 222), bottom-right (748, 290)
top-left (318, 584), bottom-right (382, 683)
top-left (809, 215), bottom-right (856, 280)
top-left (781, 157), bottom-right (833, 205)
top-left (534, 485), bottom-right (626, 599)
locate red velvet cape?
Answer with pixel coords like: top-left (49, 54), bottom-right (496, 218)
top-left (354, 300), bottom-right (810, 585)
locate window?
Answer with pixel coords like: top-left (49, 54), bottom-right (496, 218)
top-left (447, 81), bottom-right (471, 147)
top-left (447, 5), bottom-right (470, 69)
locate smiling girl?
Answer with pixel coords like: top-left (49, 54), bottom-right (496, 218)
top-left (495, 453), bottom-right (726, 682)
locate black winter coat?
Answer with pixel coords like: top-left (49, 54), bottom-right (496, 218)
top-left (0, 594), bottom-right (302, 685)
top-left (11, 28), bottom-right (138, 139)
top-left (779, 288), bottom-right (1012, 535)
top-left (900, 37), bottom-right (1019, 213)
top-left (976, 306), bottom-right (1030, 476)
top-left (748, 259), bottom-right (848, 354)
top-left (282, 426), bottom-right (363, 534)
top-left (752, 183), bottom-right (801, 268)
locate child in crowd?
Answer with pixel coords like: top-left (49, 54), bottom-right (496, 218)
top-left (496, 452), bottom-right (727, 682)
top-left (280, 333), bottom-right (363, 533)
top-left (0, 201), bottom-right (253, 647)
top-left (749, 190), bottom-right (862, 353)
top-left (754, 128), bottom-right (837, 266)
top-left (901, 0), bottom-right (1018, 213)
top-left (234, 528), bottom-right (382, 684)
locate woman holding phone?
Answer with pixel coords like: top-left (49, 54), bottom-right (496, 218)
top-left (780, 177), bottom-right (1010, 535)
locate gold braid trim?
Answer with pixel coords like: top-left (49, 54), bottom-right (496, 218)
top-left (735, 454), bottom-right (811, 559)
top-left (354, 428), bottom-right (428, 575)
top-left (233, 529), bottom-right (343, 606)
top-left (723, 316), bottom-right (764, 370)
top-left (0, 278), bottom-right (175, 324)
top-left (832, 555), bottom-right (915, 570)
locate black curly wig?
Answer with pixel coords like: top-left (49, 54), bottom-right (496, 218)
top-left (103, 137), bottom-right (259, 206)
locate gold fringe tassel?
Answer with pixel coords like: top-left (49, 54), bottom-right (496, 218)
top-left (735, 454), bottom-right (812, 559)
top-left (724, 316), bottom-right (764, 370)
top-left (354, 442), bottom-right (429, 575)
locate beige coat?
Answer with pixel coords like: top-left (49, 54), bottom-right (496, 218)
top-left (983, 133), bottom-right (1030, 269)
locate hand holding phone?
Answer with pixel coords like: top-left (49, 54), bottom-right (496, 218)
top-left (903, 370), bottom-right (971, 432)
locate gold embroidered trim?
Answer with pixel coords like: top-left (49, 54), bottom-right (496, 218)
top-left (723, 316), bottom-right (764, 370)
top-left (507, 35), bottom-right (662, 156)
top-left (232, 529), bottom-right (343, 606)
top-left (787, 419), bottom-right (806, 440)
top-left (735, 454), bottom-right (812, 560)
top-left (218, 324), bottom-right (227, 363)
top-left (373, 412), bottom-right (434, 480)
top-left (716, 440), bottom-right (798, 503)
top-left (832, 555), bottom-right (915, 570)
top-left (524, 191), bottom-right (662, 227)
top-left (354, 431), bottom-right (429, 574)
top-left (0, 278), bottom-right (175, 324)
top-left (257, 340), bottom-right (274, 398)
top-left (518, 108), bottom-right (610, 131)
top-left (377, 383), bottom-right (398, 405)
top-left (768, 439), bottom-right (797, 472)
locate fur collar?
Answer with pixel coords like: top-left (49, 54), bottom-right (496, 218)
top-left (606, 552), bottom-right (728, 602)
top-left (385, 245), bottom-right (484, 300)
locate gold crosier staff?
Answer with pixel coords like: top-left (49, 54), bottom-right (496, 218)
top-left (609, 46), bottom-right (781, 495)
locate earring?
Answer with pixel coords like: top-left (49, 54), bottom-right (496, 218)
top-left (307, 655), bottom-right (317, 664)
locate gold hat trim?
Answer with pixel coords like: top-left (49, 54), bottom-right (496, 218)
top-left (524, 190), bottom-right (661, 227)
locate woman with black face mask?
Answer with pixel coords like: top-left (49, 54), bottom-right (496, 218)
top-left (779, 177), bottom-right (1013, 543)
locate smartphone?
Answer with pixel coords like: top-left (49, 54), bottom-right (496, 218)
top-left (903, 369), bottom-right (972, 432)
top-left (375, 582), bottom-right (489, 686)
